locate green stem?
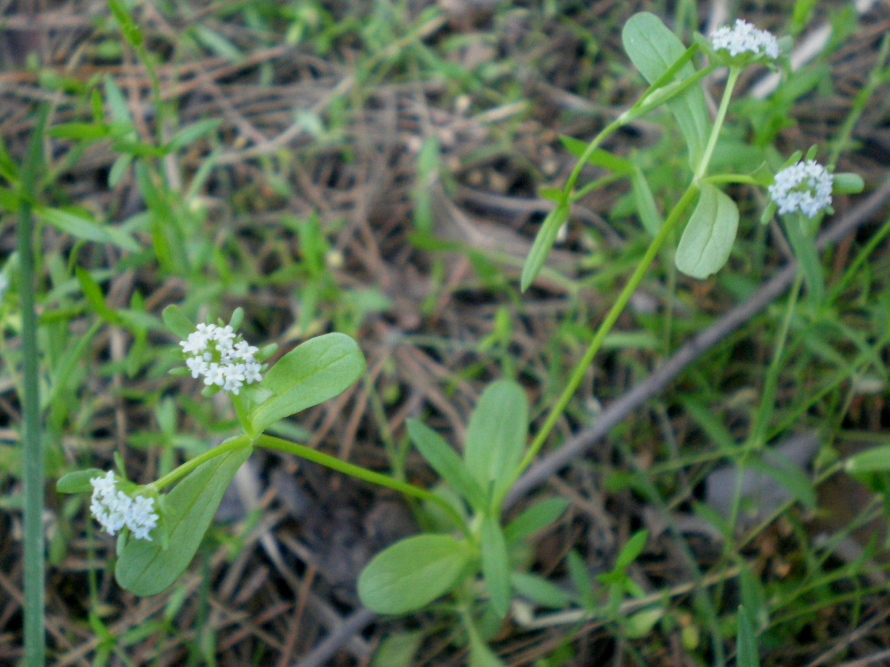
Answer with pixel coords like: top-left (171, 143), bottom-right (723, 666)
top-left (256, 434), bottom-right (470, 537)
top-left (22, 109), bottom-right (48, 667)
top-left (502, 183), bottom-right (701, 506)
top-left (151, 434), bottom-right (252, 491)
top-left (695, 67), bottom-right (740, 181)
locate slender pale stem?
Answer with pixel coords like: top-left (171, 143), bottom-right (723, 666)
top-left (151, 435), bottom-right (252, 491)
top-left (256, 434), bottom-right (470, 537)
top-left (501, 184), bottom-right (701, 508)
top-left (695, 67), bottom-right (740, 181)
top-left (22, 110), bottom-right (47, 667)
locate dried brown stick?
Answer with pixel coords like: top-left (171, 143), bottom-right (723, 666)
top-left (507, 177), bottom-right (890, 507)
top-left (292, 607), bottom-right (377, 667)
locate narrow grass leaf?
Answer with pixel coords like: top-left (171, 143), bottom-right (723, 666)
top-left (39, 207), bottom-right (140, 253)
top-left (521, 203), bottom-right (569, 291)
top-left (503, 498), bottom-right (568, 544)
top-left (481, 515), bottom-right (511, 619)
top-left (115, 443), bottom-right (252, 596)
top-left (631, 165), bottom-right (663, 235)
top-left (108, 0), bottom-right (144, 48)
top-left (76, 268), bottom-right (124, 325)
top-left (464, 380), bottom-right (528, 497)
top-left (250, 333), bottom-right (366, 434)
top-left (559, 137), bottom-right (633, 175)
top-left (511, 571), bottom-right (572, 608)
top-left (358, 534), bottom-right (473, 614)
top-left (615, 529), bottom-right (649, 570)
top-left (675, 183), bottom-right (738, 279)
top-left (736, 605), bottom-right (760, 667)
top-left (622, 12), bottom-right (709, 169)
top-left (48, 123), bottom-right (111, 142)
top-left (567, 550), bottom-right (595, 607)
top-left (166, 119), bottom-right (222, 153)
top-left (407, 419), bottom-right (487, 511)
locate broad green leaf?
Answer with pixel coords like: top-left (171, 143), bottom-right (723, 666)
top-left (249, 333), bottom-right (366, 434)
top-left (56, 468), bottom-right (105, 494)
top-left (115, 443), bottom-right (251, 596)
top-left (358, 534), bottom-right (473, 614)
top-left (783, 215), bottom-right (824, 305)
top-left (39, 207), bottom-right (141, 253)
top-left (503, 498), bottom-right (569, 544)
top-left (622, 13), bottom-right (709, 169)
top-left (370, 631), bottom-right (426, 667)
top-left (511, 571), bottom-right (572, 608)
top-left (845, 445), bottom-right (890, 473)
top-left (520, 203), bottom-right (569, 291)
top-left (464, 380), bottom-right (528, 497)
top-left (407, 419), bottom-right (487, 511)
top-left (481, 516), bottom-right (511, 619)
top-left (162, 304), bottom-right (195, 340)
top-left (675, 183), bottom-right (739, 279)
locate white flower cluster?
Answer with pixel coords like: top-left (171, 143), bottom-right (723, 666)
top-left (90, 471), bottom-right (158, 540)
top-left (768, 160), bottom-right (834, 218)
top-left (711, 19), bottom-right (780, 60)
top-left (181, 322), bottom-right (262, 394)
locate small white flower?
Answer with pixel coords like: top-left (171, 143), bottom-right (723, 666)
top-left (127, 495), bottom-right (160, 541)
top-left (180, 331), bottom-right (208, 355)
top-left (222, 363), bottom-right (247, 394)
top-left (233, 340), bottom-right (258, 361)
top-left (180, 321), bottom-right (264, 393)
top-left (768, 160), bottom-right (834, 218)
top-left (203, 362), bottom-right (225, 386)
top-left (186, 355), bottom-right (209, 378)
top-left (711, 19), bottom-right (780, 61)
top-left (90, 471), bottom-right (158, 540)
top-left (244, 361), bottom-right (263, 384)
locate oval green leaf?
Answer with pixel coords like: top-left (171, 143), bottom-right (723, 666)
top-left (846, 445), bottom-right (890, 473)
top-left (115, 443), bottom-right (251, 596)
top-left (622, 12), bottom-right (709, 169)
top-left (464, 380), bottom-right (528, 497)
top-left (358, 534), bottom-right (473, 615)
top-left (56, 468), bottom-right (105, 494)
top-left (249, 333), bottom-right (366, 434)
top-left (675, 183), bottom-right (739, 279)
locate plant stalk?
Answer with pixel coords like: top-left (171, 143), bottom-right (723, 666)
top-left (22, 110), bottom-right (47, 667)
